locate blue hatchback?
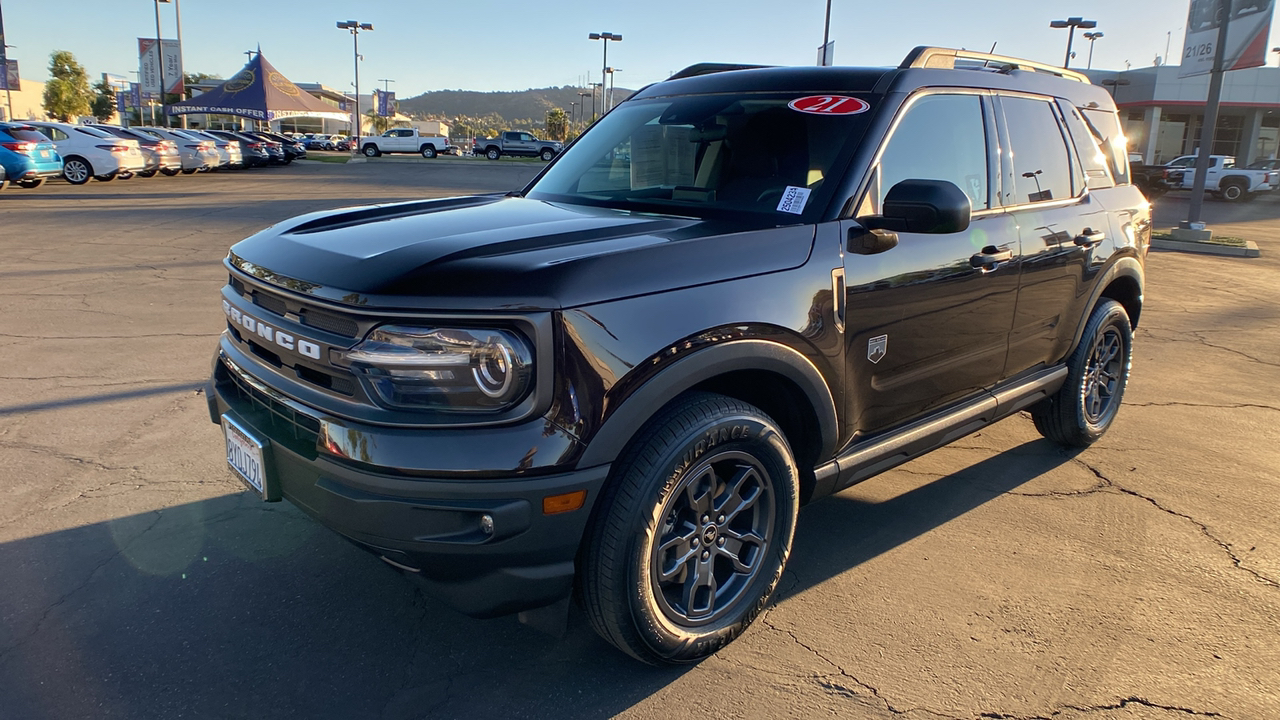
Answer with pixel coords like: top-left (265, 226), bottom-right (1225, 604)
top-left (0, 122), bottom-right (63, 188)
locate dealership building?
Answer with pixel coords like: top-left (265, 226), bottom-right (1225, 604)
top-left (1085, 64), bottom-right (1280, 166)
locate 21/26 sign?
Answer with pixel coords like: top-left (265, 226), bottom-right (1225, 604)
top-left (787, 95), bottom-right (871, 115)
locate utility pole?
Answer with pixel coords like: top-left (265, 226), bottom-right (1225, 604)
top-left (820, 0), bottom-right (832, 65)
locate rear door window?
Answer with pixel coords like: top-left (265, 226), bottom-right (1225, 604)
top-left (1082, 108), bottom-right (1131, 185)
top-left (6, 127), bottom-right (52, 143)
top-left (999, 96), bottom-right (1075, 204)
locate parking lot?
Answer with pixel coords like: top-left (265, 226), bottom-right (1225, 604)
top-left (1, 163), bottom-right (1277, 719)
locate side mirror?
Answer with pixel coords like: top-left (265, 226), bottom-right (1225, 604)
top-left (862, 179), bottom-right (972, 234)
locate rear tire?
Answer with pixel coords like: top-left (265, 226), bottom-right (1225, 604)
top-left (422, 145), bottom-right (437, 158)
top-left (486, 147), bottom-right (501, 160)
top-left (1220, 181), bottom-right (1246, 202)
top-left (1031, 299), bottom-right (1132, 447)
top-left (580, 392), bottom-right (799, 665)
top-left (138, 170), bottom-right (157, 178)
top-left (160, 168), bottom-right (180, 176)
top-left (63, 157), bottom-right (92, 185)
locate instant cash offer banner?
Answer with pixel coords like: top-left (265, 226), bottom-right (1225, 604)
top-left (1180, 0), bottom-right (1275, 78)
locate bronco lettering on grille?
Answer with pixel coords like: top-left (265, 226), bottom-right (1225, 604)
top-left (223, 299), bottom-right (322, 360)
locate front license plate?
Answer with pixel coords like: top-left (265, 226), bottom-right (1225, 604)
top-left (222, 415), bottom-right (267, 498)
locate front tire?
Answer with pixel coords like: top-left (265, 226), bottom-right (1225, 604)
top-left (1031, 299), bottom-right (1133, 447)
top-left (363, 144), bottom-right (380, 157)
top-left (160, 168), bottom-right (180, 176)
top-left (580, 393), bottom-right (799, 665)
top-left (540, 148), bottom-right (555, 162)
top-left (94, 173), bottom-right (116, 182)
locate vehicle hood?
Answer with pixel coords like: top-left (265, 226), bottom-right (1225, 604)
top-left (228, 195), bottom-right (815, 311)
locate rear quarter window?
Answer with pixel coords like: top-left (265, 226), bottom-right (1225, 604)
top-left (1081, 108), bottom-right (1131, 185)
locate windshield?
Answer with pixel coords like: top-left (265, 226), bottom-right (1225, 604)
top-left (526, 92), bottom-right (873, 222)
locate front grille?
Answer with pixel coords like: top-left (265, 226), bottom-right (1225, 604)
top-left (301, 308), bottom-right (359, 337)
top-left (219, 358), bottom-right (321, 458)
top-left (228, 273), bottom-right (361, 339)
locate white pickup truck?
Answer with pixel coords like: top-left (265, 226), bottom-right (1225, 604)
top-left (359, 128), bottom-right (451, 158)
top-left (1162, 154), bottom-right (1278, 201)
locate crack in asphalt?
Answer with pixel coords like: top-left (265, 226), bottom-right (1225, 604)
top-left (1142, 327), bottom-right (1280, 368)
top-left (976, 695), bottom-right (1228, 718)
top-left (1125, 401), bottom-right (1280, 413)
top-left (0, 511), bottom-right (163, 662)
top-left (1069, 459), bottom-right (1279, 589)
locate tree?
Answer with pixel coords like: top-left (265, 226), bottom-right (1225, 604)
top-left (545, 108), bottom-right (568, 142)
top-left (365, 108), bottom-right (395, 135)
top-left (42, 50), bottom-right (92, 121)
top-left (89, 79), bottom-right (117, 122)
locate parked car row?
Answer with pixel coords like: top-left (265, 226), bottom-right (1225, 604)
top-left (293, 133), bottom-right (351, 152)
top-left (0, 121), bottom-right (307, 190)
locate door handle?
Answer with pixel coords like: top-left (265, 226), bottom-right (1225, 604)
top-left (1074, 229), bottom-right (1105, 247)
top-left (970, 246), bottom-right (1013, 271)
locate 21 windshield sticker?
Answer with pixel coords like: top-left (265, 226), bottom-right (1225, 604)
top-left (787, 95), bottom-right (871, 115)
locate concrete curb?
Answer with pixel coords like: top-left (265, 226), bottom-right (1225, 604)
top-left (1151, 237), bottom-right (1261, 257)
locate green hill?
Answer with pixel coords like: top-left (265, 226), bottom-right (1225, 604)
top-left (397, 85), bottom-right (634, 133)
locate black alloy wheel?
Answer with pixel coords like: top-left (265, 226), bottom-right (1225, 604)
top-left (580, 392), bottom-right (799, 664)
top-left (1032, 299), bottom-right (1132, 446)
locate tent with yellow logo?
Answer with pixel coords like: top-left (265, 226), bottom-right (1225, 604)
top-left (167, 52), bottom-right (348, 123)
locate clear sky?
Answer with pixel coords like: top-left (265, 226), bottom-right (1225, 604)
top-left (5, 0), bottom-right (1280, 97)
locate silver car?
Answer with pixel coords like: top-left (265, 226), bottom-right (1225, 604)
top-left (135, 127), bottom-right (219, 173)
top-left (184, 129), bottom-right (244, 169)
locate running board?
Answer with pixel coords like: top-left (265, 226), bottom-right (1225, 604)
top-left (812, 366), bottom-right (1068, 498)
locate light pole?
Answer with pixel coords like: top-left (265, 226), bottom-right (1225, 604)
top-left (1050, 17), bottom-right (1097, 69)
top-left (1083, 31), bottom-right (1103, 70)
top-left (606, 67), bottom-right (620, 111)
top-left (819, 0), bottom-right (833, 65)
top-left (588, 82), bottom-right (602, 123)
top-left (153, 0), bottom-right (168, 126)
top-left (336, 20), bottom-right (373, 153)
top-left (577, 90), bottom-right (589, 131)
top-left (588, 32), bottom-right (621, 112)
top-left (568, 101), bottom-right (577, 130)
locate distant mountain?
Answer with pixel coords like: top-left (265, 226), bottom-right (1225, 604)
top-left (397, 85), bottom-right (634, 128)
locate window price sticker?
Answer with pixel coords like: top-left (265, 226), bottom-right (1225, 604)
top-left (777, 186), bottom-right (811, 214)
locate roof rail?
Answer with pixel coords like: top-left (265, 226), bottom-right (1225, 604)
top-left (900, 46), bottom-right (1090, 83)
top-left (668, 63), bottom-right (772, 80)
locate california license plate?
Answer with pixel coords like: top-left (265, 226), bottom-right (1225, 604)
top-left (222, 414), bottom-right (267, 498)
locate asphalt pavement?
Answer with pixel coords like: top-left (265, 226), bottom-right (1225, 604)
top-left (0, 166), bottom-right (1276, 719)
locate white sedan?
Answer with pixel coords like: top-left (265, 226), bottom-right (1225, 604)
top-left (134, 127), bottom-right (220, 173)
top-left (25, 121), bottom-right (147, 185)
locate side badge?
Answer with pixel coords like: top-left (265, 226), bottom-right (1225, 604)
top-left (867, 335), bottom-right (888, 364)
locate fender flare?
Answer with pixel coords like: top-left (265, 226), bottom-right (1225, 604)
top-left (1218, 174), bottom-right (1251, 189)
top-left (576, 339), bottom-right (839, 468)
top-left (1066, 255), bottom-right (1144, 353)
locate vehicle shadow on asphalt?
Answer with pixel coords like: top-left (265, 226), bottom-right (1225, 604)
top-left (782, 438), bottom-right (1076, 600)
top-left (0, 439), bottom-right (1071, 719)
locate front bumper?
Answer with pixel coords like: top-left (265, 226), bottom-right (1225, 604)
top-left (206, 347), bottom-right (608, 618)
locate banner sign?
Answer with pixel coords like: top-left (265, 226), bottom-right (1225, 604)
top-left (116, 91), bottom-right (130, 110)
top-left (0, 9), bottom-right (8, 89)
top-left (376, 90), bottom-right (395, 117)
top-left (0, 59), bottom-right (17, 91)
top-left (130, 82), bottom-right (143, 109)
top-left (138, 38), bottom-right (184, 95)
top-left (1180, 0), bottom-right (1276, 78)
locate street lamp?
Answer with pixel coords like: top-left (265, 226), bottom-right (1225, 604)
top-left (1050, 17), bottom-right (1097, 69)
top-left (606, 67), bottom-right (621, 111)
top-left (588, 32), bottom-right (621, 112)
top-left (336, 20), bottom-right (373, 153)
top-left (1083, 31), bottom-right (1104, 70)
top-left (588, 82), bottom-right (602, 122)
top-left (576, 90), bottom-right (589, 130)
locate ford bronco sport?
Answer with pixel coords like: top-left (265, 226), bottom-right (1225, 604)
top-left (208, 47), bottom-right (1149, 664)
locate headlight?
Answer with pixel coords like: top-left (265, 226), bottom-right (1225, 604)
top-left (339, 325), bottom-right (533, 412)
